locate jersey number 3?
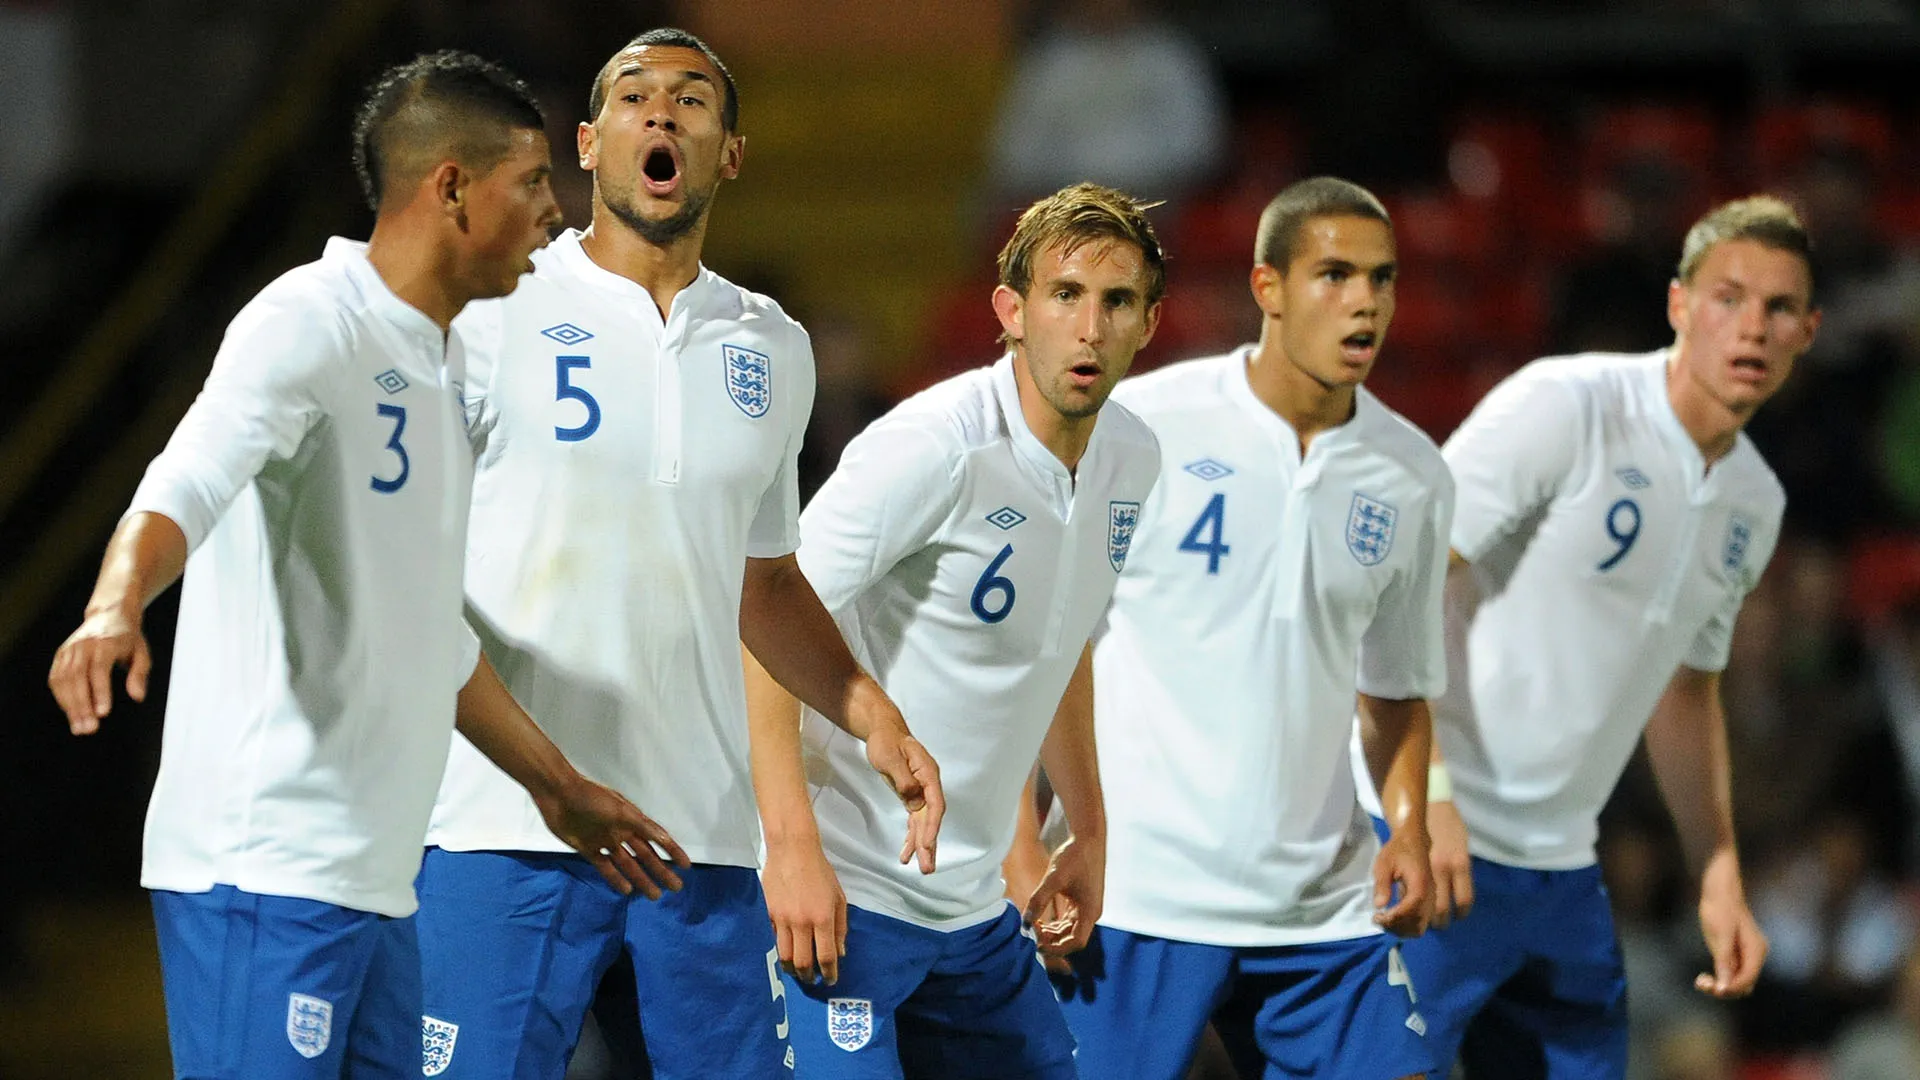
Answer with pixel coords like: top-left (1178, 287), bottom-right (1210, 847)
top-left (370, 403), bottom-right (409, 493)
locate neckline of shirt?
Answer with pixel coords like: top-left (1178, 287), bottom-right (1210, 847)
top-left (324, 236), bottom-right (447, 350)
top-left (1643, 347), bottom-right (1726, 499)
top-left (1223, 344), bottom-right (1371, 467)
top-left (990, 353), bottom-right (1100, 489)
top-left (548, 228), bottom-right (715, 328)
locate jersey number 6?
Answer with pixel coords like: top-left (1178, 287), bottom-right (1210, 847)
top-left (971, 544), bottom-right (1017, 624)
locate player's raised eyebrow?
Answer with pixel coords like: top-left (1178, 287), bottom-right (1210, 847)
top-left (612, 63), bottom-right (717, 95)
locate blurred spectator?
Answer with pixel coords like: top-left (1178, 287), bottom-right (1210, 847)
top-left (798, 316), bottom-right (894, 500)
top-left (1602, 825), bottom-right (1718, 1080)
top-left (1868, 597), bottom-right (1920, 869)
top-left (1830, 947), bottom-right (1920, 1080)
top-left (1548, 153), bottom-right (1694, 355)
top-left (987, 0), bottom-right (1228, 208)
top-left (1743, 809), bottom-right (1917, 1052)
top-left (1651, 1013), bottom-right (1738, 1080)
top-left (1749, 145), bottom-right (1920, 539)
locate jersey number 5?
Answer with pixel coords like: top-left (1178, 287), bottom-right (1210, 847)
top-left (370, 403), bottom-right (409, 493)
top-left (555, 355), bottom-right (601, 442)
top-left (1179, 493), bottom-right (1230, 574)
top-left (971, 544), bottom-right (1017, 624)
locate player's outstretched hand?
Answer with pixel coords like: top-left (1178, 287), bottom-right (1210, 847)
top-left (1695, 851), bottom-right (1767, 998)
top-left (1373, 825), bottom-right (1435, 938)
top-left (49, 607), bottom-right (152, 736)
top-left (537, 778), bottom-right (691, 901)
top-left (865, 723), bottom-right (945, 875)
top-left (1023, 834), bottom-right (1105, 963)
top-left (765, 833), bottom-right (848, 986)
top-left (1427, 800), bottom-right (1475, 928)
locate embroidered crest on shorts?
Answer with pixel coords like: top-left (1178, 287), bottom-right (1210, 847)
top-left (1346, 493), bottom-right (1397, 566)
top-left (286, 993), bottom-right (333, 1058)
top-left (422, 1015), bottom-right (459, 1076)
top-left (724, 344), bottom-right (773, 418)
top-left (827, 997), bottom-right (873, 1052)
top-left (1108, 501), bottom-right (1141, 572)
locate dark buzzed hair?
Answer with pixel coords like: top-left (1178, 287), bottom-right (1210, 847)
top-left (351, 50), bottom-right (546, 212)
top-left (1253, 177), bottom-right (1392, 270)
top-left (589, 28), bottom-right (738, 132)
top-left (1677, 195), bottom-right (1816, 299)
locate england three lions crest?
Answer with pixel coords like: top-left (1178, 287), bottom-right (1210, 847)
top-left (286, 993), bottom-right (332, 1059)
top-left (724, 344), bottom-right (772, 418)
top-left (1108, 501), bottom-right (1141, 572)
top-left (422, 1016), bottom-right (459, 1076)
top-left (827, 997), bottom-right (873, 1052)
top-left (1346, 493), bottom-right (1397, 567)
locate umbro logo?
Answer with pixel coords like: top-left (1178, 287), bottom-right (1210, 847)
top-left (985, 507), bottom-right (1027, 530)
top-left (373, 369), bottom-right (408, 395)
top-left (540, 322), bottom-right (594, 346)
top-left (1615, 467), bottom-right (1651, 490)
top-left (1183, 458), bottom-right (1234, 482)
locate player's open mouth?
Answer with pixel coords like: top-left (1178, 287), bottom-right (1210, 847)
top-left (1340, 331), bottom-right (1377, 363)
top-left (1068, 360), bottom-right (1102, 388)
top-left (641, 145), bottom-right (681, 197)
top-left (1729, 355), bottom-right (1768, 380)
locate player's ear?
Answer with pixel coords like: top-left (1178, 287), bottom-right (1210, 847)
top-left (1666, 278), bottom-right (1688, 337)
top-left (720, 133), bottom-right (745, 181)
top-left (1250, 263), bottom-right (1286, 318)
top-left (431, 161), bottom-right (469, 229)
top-left (577, 121), bottom-right (598, 171)
top-left (991, 284), bottom-right (1025, 342)
top-left (1138, 298), bottom-right (1163, 349)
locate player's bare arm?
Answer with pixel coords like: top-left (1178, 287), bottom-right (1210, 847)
top-left (1022, 643), bottom-right (1106, 960)
top-left (454, 654), bottom-right (690, 900)
top-left (1421, 549), bottom-right (1477, 927)
top-left (49, 511), bottom-right (189, 735)
top-left (740, 553), bottom-right (944, 872)
top-left (1643, 665), bottom-right (1768, 998)
top-left (1358, 693), bottom-right (1435, 937)
top-left (744, 642), bottom-right (848, 987)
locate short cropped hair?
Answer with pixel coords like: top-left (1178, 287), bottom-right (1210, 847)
top-left (352, 50), bottom-right (545, 212)
top-left (1253, 177), bottom-right (1392, 270)
top-left (1676, 195), bottom-right (1815, 297)
top-left (589, 28), bottom-right (739, 132)
top-left (997, 183), bottom-right (1167, 307)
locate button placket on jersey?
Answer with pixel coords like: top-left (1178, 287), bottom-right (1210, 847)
top-left (653, 321), bottom-right (686, 486)
top-left (1273, 456), bottom-right (1325, 621)
top-left (1038, 467), bottom-right (1079, 657)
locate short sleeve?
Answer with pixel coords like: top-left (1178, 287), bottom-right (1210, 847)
top-left (1357, 468), bottom-right (1455, 700)
top-left (746, 328), bottom-right (818, 560)
top-left (1444, 365), bottom-right (1586, 562)
top-left (125, 285), bottom-right (350, 549)
top-left (796, 417), bottom-right (961, 614)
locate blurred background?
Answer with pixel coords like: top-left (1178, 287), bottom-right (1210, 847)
top-left (4, 0), bottom-right (1920, 1076)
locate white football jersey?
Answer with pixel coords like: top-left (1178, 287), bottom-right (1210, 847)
top-left (1440, 349), bottom-right (1784, 869)
top-left (799, 357), bottom-right (1160, 930)
top-left (133, 238), bottom-right (479, 918)
top-left (426, 230), bottom-right (814, 867)
top-left (1094, 350), bottom-right (1453, 947)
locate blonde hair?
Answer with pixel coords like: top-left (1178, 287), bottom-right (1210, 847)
top-left (997, 183), bottom-right (1167, 307)
top-left (1677, 195), bottom-right (1815, 297)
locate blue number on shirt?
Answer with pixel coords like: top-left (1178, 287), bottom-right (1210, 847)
top-left (1179, 492), bottom-right (1230, 574)
top-left (1597, 497), bottom-right (1641, 571)
top-left (370, 403), bottom-right (409, 493)
top-left (971, 544), bottom-right (1017, 624)
top-left (554, 355), bottom-right (601, 442)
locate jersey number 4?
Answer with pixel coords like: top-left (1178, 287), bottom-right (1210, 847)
top-left (1179, 493), bottom-right (1230, 574)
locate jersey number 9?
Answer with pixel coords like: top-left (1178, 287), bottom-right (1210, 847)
top-left (1597, 497), bottom-right (1641, 572)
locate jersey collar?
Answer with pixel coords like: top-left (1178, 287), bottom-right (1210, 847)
top-left (325, 236), bottom-right (447, 350)
top-left (1225, 344), bottom-right (1373, 468)
top-left (546, 228), bottom-right (718, 326)
top-left (991, 354), bottom-right (1090, 510)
